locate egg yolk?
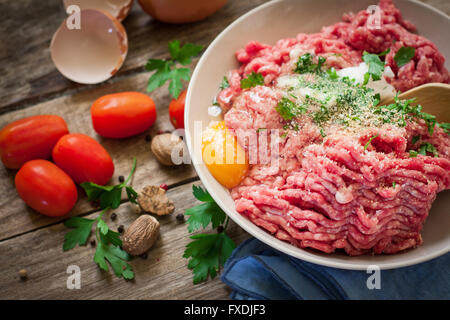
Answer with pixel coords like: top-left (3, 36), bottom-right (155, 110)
top-left (202, 121), bottom-right (249, 189)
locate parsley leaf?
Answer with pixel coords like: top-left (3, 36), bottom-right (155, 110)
top-left (411, 135), bottom-right (420, 145)
top-left (439, 122), bottom-right (450, 134)
top-left (326, 67), bottom-right (338, 80)
top-left (275, 97), bottom-right (297, 120)
top-left (168, 40), bottom-right (203, 65)
top-left (146, 40), bottom-right (204, 98)
top-left (192, 185), bottom-right (214, 202)
top-left (374, 95), bottom-right (436, 135)
top-left (364, 134), bottom-right (379, 151)
top-left (183, 233), bottom-right (235, 284)
top-left (63, 217), bottom-right (96, 251)
top-left (185, 186), bottom-right (225, 233)
top-left (80, 158), bottom-right (138, 209)
top-left (220, 76), bottom-right (230, 90)
top-left (94, 241), bottom-right (134, 279)
top-left (362, 51), bottom-right (385, 84)
top-left (183, 185), bottom-right (236, 284)
top-left (63, 159), bottom-right (139, 280)
top-left (394, 46), bottom-right (415, 67)
top-left (294, 53), bottom-right (327, 74)
top-left (240, 72), bottom-right (264, 89)
top-left (409, 142), bottom-right (438, 157)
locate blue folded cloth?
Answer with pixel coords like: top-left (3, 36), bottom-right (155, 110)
top-left (220, 238), bottom-right (450, 300)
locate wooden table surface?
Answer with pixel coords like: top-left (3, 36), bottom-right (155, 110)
top-left (0, 0), bottom-right (448, 300)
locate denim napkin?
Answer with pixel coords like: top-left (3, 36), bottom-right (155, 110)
top-left (220, 238), bottom-right (450, 300)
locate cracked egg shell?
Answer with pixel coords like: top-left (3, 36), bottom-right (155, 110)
top-left (50, 9), bottom-right (128, 84)
top-left (63, 0), bottom-right (134, 21)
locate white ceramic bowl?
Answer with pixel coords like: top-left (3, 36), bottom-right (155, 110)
top-left (185, 0), bottom-right (450, 270)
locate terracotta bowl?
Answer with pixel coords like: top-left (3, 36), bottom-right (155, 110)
top-left (185, 0), bottom-right (450, 270)
top-left (137, 0), bottom-right (227, 24)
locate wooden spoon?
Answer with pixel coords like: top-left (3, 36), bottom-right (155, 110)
top-left (379, 83), bottom-right (450, 123)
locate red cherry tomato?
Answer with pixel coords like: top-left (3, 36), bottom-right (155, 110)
top-left (0, 115), bottom-right (69, 169)
top-left (169, 90), bottom-right (186, 129)
top-left (91, 92), bottom-right (157, 138)
top-left (15, 160), bottom-right (78, 217)
top-left (52, 133), bottom-right (114, 185)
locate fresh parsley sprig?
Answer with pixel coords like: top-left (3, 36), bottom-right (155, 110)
top-left (294, 53), bottom-right (326, 74)
top-left (240, 72), bottom-right (264, 89)
top-left (183, 185), bottom-right (236, 284)
top-left (409, 142), bottom-right (438, 158)
top-left (146, 40), bottom-right (204, 99)
top-left (374, 95), bottom-right (437, 135)
top-left (364, 134), bottom-right (379, 151)
top-left (63, 159), bottom-right (139, 280)
top-left (80, 158), bottom-right (138, 209)
top-left (394, 46), bottom-right (415, 67)
top-left (362, 51), bottom-right (386, 85)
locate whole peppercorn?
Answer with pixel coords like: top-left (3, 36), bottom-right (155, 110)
top-left (111, 212), bottom-right (117, 221)
top-left (118, 225), bottom-right (125, 233)
top-left (90, 239), bottom-right (96, 246)
top-left (217, 225), bottom-right (224, 233)
top-left (118, 175), bottom-right (125, 183)
top-left (176, 213), bottom-right (185, 222)
top-left (159, 183), bottom-right (168, 191)
top-left (18, 269), bottom-right (28, 280)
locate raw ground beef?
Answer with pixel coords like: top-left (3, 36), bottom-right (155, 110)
top-left (219, 0), bottom-right (450, 255)
top-left (217, 0), bottom-right (449, 111)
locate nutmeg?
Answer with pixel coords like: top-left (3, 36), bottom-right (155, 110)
top-left (137, 185), bottom-right (175, 216)
top-left (122, 215), bottom-right (160, 256)
top-left (150, 133), bottom-right (184, 166)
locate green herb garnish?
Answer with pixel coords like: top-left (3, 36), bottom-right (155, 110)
top-left (80, 158), bottom-right (138, 209)
top-left (183, 186), bottom-right (235, 284)
top-left (374, 95), bottom-right (436, 135)
top-left (240, 72), bottom-right (264, 89)
top-left (220, 76), bottom-right (230, 89)
top-left (294, 53), bottom-right (327, 74)
top-left (409, 142), bottom-right (438, 157)
top-left (394, 46), bottom-right (415, 67)
top-left (364, 134), bottom-right (379, 151)
top-left (63, 159), bottom-right (138, 280)
top-left (275, 97), bottom-right (302, 120)
top-left (146, 40), bottom-right (204, 99)
top-left (439, 123), bottom-right (450, 135)
top-left (362, 51), bottom-right (385, 84)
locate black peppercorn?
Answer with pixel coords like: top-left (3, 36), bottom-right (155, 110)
top-left (118, 225), bottom-right (124, 233)
top-left (176, 213), bottom-right (185, 222)
top-left (90, 239), bottom-right (96, 246)
top-left (217, 225), bottom-right (224, 233)
top-left (118, 175), bottom-right (124, 183)
top-left (111, 212), bottom-right (117, 221)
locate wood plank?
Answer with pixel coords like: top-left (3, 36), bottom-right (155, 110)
top-left (0, 181), bottom-right (250, 300)
top-left (0, 0), bottom-right (268, 113)
top-left (0, 72), bottom-right (198, 241)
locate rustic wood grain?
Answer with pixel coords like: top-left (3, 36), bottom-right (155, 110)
top-left (0, 181), bottom-right (250, 299)
top-left (0, 0), bottom-right (268, 113)
top-left (0, 0), bottom-right (449, 301)
top-left (0, 72), bottom-right (198, 241)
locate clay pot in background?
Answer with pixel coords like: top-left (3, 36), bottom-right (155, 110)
top-left (137, 0), bottom-right (228, 24)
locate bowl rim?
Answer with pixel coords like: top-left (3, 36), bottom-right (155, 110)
top-left (185, 0), bottom-right (450, 270)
